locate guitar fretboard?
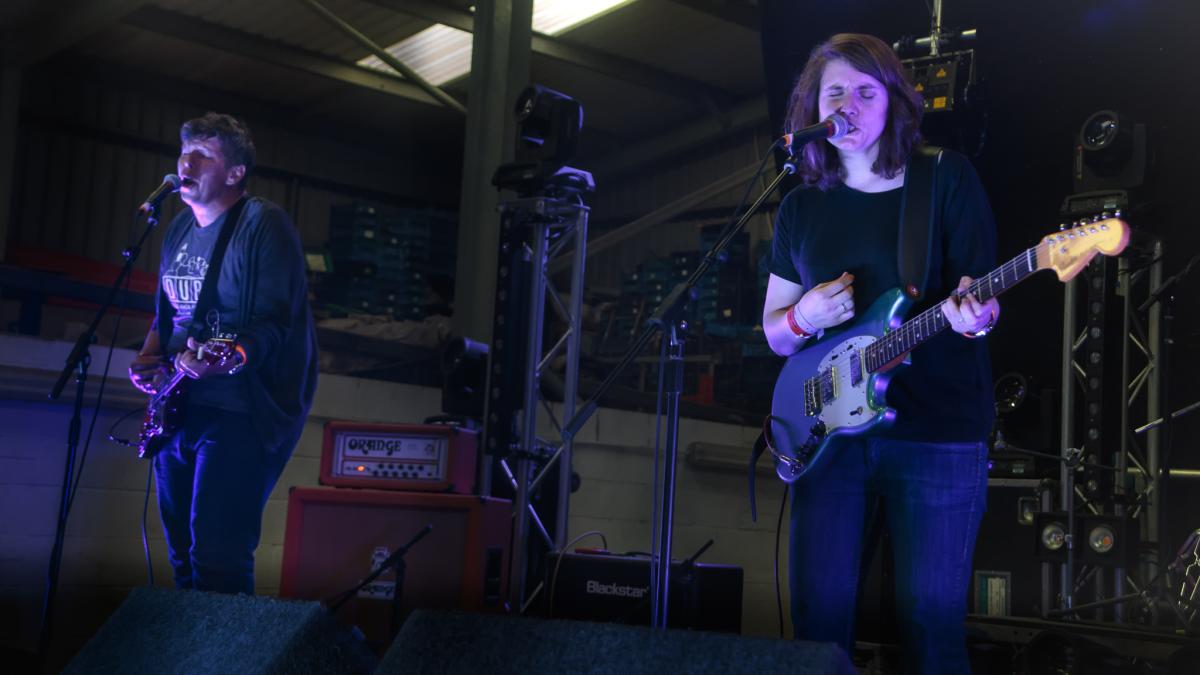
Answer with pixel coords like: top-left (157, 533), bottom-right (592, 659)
top-left (862, 246), bottom-right (1041, 373)
top-left (150, 369), bottom-right (188, 406)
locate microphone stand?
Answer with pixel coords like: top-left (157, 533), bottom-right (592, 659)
top-left (326, 523), bottom-right (433, 640)
top-left (560, 152), bottom-right (801, 629)
top-left (1134, 400), bottom-right (1200, 435)
top-left (38, 203), bottom-right (165, 663)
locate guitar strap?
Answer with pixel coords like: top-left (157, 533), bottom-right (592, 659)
top-left (897, 145), bottom-right (943, 300)
top-left (747, 147), bottom-right (942, 521)
top-left (157, 197), bottom-right (248, 351)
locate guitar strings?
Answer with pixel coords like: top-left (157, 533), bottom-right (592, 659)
top-left (864, 244), bottom-right (1041, 373)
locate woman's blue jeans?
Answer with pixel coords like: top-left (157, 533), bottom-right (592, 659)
top-left (789, 436), bottom-right (988, 674)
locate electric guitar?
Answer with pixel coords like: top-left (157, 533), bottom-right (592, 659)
top-left (768, 218), bottom-right (1130, 484)
top-left (136, 332), bottom-right (240, 459)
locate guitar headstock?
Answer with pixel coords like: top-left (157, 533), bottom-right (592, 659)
top-left (1037, 218), bottom-right (1130, 281)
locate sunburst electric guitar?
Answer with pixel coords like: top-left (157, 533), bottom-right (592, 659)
top-left (768, 218), bottom-right (1130, 484)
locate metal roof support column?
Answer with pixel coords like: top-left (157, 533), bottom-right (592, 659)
top-left (454, 0), bottom-right (533, 344)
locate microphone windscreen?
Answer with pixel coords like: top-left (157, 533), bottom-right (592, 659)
top-left (825, 113), bottom-right (850, 140)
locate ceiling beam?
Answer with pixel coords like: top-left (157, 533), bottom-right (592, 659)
top-left (662, 0), bottom-right (761, 32)
top-left (298, 0), bottom-right (465, 114)
top-left (123, 6), bottom-right (439, 106)
top-left (3, 0), bottom-right (151, 66)
top-left (549, 161), bottom-right (762, 272)
top-left (367, 0), bottom-right (732, 106)
top-left (589, 95), bottom-right (769, 177)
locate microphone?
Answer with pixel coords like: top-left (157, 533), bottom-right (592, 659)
top-left (138, 174), bottom-right (182, 214)
top-left (781, 113), bottom-right (850, 155)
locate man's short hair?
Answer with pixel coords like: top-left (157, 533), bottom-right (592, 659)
top-left (180, 112), bottom-right (256, 190)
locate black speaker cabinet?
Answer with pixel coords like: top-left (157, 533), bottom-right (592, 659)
top-left (539, 552), bottom-right (743, 633)
top-left (377, 609), bottom-right (856, 674)
top-left (64, 586), bottom-right (376, 674)
top-left (971, 478), bottom-right (1045, 617)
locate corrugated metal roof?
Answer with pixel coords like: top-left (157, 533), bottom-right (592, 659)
top-left (3, 0), bottom-right (765, 168)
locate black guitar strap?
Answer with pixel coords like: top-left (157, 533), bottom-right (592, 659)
top-left (190, 197), bottom-right (247, 339)
top-left (157, 197), bottom-right (247, 351)
top-left (897, 145), bottom-right (942, 300)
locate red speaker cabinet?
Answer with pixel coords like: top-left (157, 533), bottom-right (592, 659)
top-left (279, 487), bottom-right (511, 648)
top-left (319, 422), bottom-right (477, 493)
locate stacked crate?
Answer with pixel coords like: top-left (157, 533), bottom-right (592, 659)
top-left (324, 204), bottom-right (456, 320)
top-left (598, 258), bottom-right (667, 357)
top-left (695, 224), bottom-right (754, 332)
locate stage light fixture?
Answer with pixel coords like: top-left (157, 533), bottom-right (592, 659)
top-left (1042, 522), bottom-right (1066, 551)
top-left (441, 336), bottom-right (489, 419)
top-left (514, 84), bottom-right (582, 168)
top-left (1073, 109), bottom-right (1147, 194)
top-left (1088, 524), bottom-right (1116, 554)
top-left (993, 372), bottom-right (1027, 415)
top-left (1017, 496), bottom-right (1038, 526)
top-left (1034, 512), bottom-right (1071, 563)
top-left (1079, 514), bottom-right (1137, 568)
top-left (493, 84), bottom-right (592, 195)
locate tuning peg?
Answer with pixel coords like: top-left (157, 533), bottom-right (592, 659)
top-left (1114, 209), bottom-right (1122, 218)
top-left (1059, 222), bottom-right (1068, 231)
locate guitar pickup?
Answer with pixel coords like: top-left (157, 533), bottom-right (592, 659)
top-left (804, 376), bottom-right (822, 417)
top-left (821, 369), bottom-right (835, 404)
top-left (850, 351), bottom-right (863, 387)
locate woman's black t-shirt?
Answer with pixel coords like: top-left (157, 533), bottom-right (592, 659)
top-left (767, 149), bottom-right (997, 442)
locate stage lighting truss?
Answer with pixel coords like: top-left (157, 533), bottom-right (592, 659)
top-left (1170, 529), bottom-right (1200, 624)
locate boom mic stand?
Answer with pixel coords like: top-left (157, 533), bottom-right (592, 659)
top-left (327, 523), bottom-right (433, 639)
top-left (561, 148), bottom-right (802, 629)
top-left (38, 201), bottom-right (167, 664)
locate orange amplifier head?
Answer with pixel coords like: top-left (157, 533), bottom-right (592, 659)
top-left (320, 422), bottom-right (477, 493)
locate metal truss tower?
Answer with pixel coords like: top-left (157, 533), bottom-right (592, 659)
top-left (1055, 233), bottom-right (1164, 619)
top-left (482, 194), bottom-right (588, 613)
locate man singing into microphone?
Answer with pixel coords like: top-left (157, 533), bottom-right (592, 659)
top-left (128, 112), bottom-right (318, 594)
top-left (762, 34), bottom-right (998, 672)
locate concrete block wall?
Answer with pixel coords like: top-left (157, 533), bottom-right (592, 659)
top-left (0, 334), bottom-right (790, 665)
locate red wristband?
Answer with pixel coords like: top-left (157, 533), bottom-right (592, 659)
top-left (786, 305), bottom-right (814, 337)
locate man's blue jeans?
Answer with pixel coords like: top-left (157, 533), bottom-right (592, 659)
top-left (789, 436), bottom-right (988, 674)
top-left (154, 405), bottom-right (291, 594)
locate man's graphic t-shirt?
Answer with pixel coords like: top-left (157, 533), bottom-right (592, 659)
top-left (158, 208), bottom-right (249, 413)
top-left (163, 220), bottom-right (221, 354)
